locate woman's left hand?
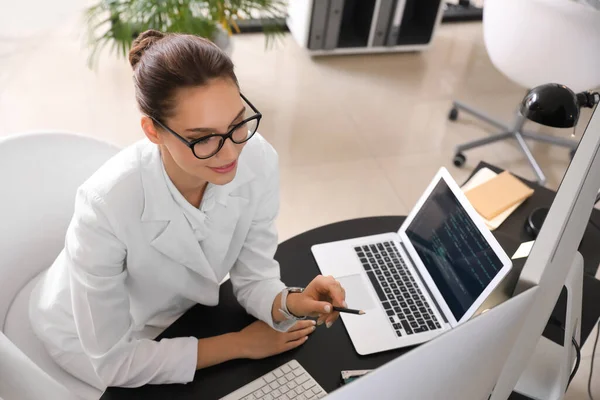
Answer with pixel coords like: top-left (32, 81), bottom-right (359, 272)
top-left (287, 275), bottom-right (346, 328)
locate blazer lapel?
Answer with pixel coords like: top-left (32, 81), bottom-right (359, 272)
top-left (202, 195), bottom-right (248, 270)
top-left (201, 156), bottom-right (255, 271)
top-left (139, 143), bottom-right (217, 283)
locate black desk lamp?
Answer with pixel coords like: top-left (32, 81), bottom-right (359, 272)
top-left (521, 83), bottom-right (600, 237)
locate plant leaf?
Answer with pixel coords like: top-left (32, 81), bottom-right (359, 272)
top-left (84, 0), bottom-right (287, 69)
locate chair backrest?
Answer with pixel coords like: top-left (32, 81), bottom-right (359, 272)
top-left (484, 0), bottom-right (600, 92)
top-left (0, 331), bottom-right (78, 400)
top-left (0, 132), bottom-right (119, 330)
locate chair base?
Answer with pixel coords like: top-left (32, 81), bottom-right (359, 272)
top-left (450, 100), bottom-right (578, 186)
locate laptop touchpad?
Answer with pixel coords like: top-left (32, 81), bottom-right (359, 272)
top-left (337, 275), bottom-right (377, 310)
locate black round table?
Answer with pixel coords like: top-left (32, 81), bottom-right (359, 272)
top-left (101, 216), bottom-right (600, 400)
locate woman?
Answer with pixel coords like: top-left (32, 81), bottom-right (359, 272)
top-left (29, 29), bottom-right (346, 394)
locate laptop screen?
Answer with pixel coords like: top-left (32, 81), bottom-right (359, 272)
top-left (405, 179), bottom-right (504, 321)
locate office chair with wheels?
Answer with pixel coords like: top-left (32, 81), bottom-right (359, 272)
top-left (449, 0), bottom-right (600, 185)
top-left (0, 132), bottom-right (119, 400)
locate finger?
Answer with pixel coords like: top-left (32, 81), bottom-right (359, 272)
top-left (317, 314), bottom-right (327, 326)
top-left (329, 282), bottom-right (346, 307)
top-left (315, 275), bottom-right (336, 294)
top-left (317, 277), bottom-right (346, 307)
top-left (282, 336), bottom-right (309, 352)
top-left (316, 301), bottom-right (333, 314)
top-left (287, 325), bottom-right (316, 341)
top-left (289, 320), bottom-right (316, 332)
top-left (335, 286), bottom-right (347, 308)
top-left (325, 311), bottom-right (340, 328)
top-left (299, 299), bottom-right (333, 317)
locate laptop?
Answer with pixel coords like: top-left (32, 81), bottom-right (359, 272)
top-left (311, 167), bottom-right (512, 355)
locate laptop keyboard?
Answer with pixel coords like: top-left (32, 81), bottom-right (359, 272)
top-left (354, 241), bottom-right (442, 337)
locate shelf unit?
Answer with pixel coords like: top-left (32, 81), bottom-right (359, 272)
top-left (287, 0), bottom-right (445, 56)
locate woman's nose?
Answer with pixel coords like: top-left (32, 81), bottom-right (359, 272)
top-left (217, 138), bottom-right (238, 160)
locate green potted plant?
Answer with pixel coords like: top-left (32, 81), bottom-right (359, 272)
top-left (85, 0), bottom-right (287, 67)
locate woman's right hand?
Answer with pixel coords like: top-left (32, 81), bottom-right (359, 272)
top-left (237, 320), bottom-right (316, 360)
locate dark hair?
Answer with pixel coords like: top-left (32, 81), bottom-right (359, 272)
top-left (129, 29), bottom-right (239, 122)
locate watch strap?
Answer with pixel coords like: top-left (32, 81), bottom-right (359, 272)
top-left (279, 287), bottom-right (306, 320)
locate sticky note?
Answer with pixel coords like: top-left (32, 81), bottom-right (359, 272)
top-left (512, 241), bottom-right (535, 260)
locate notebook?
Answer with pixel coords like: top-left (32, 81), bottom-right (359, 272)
top-left (461, 168), bottom-right (521, 231)
top-left (464, 171), bottom-right (534, 220)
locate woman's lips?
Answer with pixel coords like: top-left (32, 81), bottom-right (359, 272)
top-left (209, 159), bottom-right (237, 174)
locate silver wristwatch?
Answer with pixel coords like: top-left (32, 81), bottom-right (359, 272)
top-left (279, 287), bottom-right (307, 320)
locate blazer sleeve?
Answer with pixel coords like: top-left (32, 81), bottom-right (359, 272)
top-left (67, 187), bottom-right (198, 388)
top-left (229, 154), bottom-right (296, 333)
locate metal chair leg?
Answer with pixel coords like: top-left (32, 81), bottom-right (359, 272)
top-left (508, 113), bottom-right (547, 185)
top-left (455, 132), bottom-right (513, 153)
top-left (514, 133), bottom-right (547, 185)
top-left (521, 130), bottom-right (578, 150)
top-left (452, 101), bottom-right (510, 131)
top-left (449, 102), bottom-right (564, 185)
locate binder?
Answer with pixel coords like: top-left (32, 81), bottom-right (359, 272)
top-left (372, 0), bottom-right (395, 47)
top-left (308, 0), bottom-right (331, 50)
top-left (324, 0), bottom-right (345, 50)
top-left (386, 0), bottom-right (406, 46)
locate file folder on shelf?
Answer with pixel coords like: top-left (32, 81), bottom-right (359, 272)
top-left (324, 0), bottom-right (345, 50)
top-left (372, 0), bottom-right (395, 47)
top-left (386, 0), bottom-right (406, 46)
top-left (308, 0), bottom-right (331, 50)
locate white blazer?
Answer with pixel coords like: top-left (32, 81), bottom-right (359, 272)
top-left (29, 134), bottom-right (293, 388)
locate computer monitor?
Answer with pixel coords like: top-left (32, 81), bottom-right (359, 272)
top-left (324, 287), bottom-right (538, 400)
top-left (490, 106), bottom-right (600, 399)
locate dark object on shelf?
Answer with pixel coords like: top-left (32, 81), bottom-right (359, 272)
top-left (442, 0), bottom-right (483, 23)
top-left (338, 0), bottom-right (377, 48)
top-left (396, 0), bottom-right (443, 46)
top-left (235, 18), bottom-right (288, 34)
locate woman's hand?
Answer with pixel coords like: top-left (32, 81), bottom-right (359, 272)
top-left (287, 275), bottom-right (347, 328)
top-left (237, 320), bottom-right (316, 359)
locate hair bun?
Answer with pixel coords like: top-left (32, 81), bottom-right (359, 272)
top-left (129, 30), bottom-right (165, 69)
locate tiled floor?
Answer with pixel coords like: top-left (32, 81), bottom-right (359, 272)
top-left (0, 2), bottom-right (597, 398)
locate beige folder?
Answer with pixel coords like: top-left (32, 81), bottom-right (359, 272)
top-left (464, 171), bottom-right (534, 220)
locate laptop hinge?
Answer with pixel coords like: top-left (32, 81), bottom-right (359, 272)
top-left (398, 240), bottom-right (450, 324)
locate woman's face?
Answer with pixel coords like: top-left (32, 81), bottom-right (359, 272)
top-left (153, 78), bottom-right (247, 186)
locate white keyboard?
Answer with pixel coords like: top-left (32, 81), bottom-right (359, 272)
top-left (220, 360), bottom-right (327, 400)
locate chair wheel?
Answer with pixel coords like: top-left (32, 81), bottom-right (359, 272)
top-left (449, 107), bottom-right (459, 121)
top-left (453, 153), bottom-right (466, 167)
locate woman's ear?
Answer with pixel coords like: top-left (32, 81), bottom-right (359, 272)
top-left (141, 116), bottom-right (163, 144)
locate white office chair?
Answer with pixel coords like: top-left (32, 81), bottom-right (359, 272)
top-left (449, 0), bottom-right (600, 185)
top-left (0, 332), bottom-right (78, 400)
top-left (0, 132), bottom-right (119, 400)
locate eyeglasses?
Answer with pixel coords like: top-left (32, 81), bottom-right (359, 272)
top-left (150, 93), bottom-right (262, 160)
